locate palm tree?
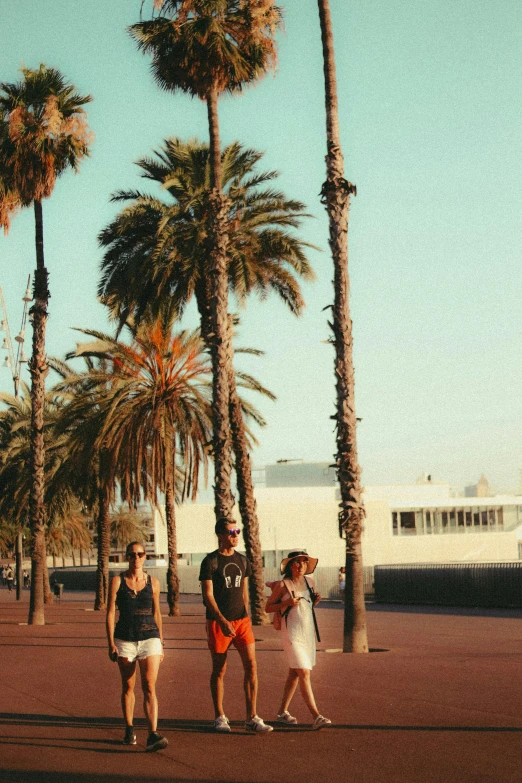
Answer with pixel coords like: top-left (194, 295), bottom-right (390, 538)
top-left (0, 111), bottom-right (20, 233)
top-left (0, 384), bottom-right (90, 602)
top-left (110, 507), bottom-right (150, 560)
top-left (316, 1), bottom-right (368, 653)
top-left (47, 508), bottom-right (92, 568)
top-left (50, 356), bottom-right (120, 610)
top-left (130, 0), bottom-right (282, 525)
top-left (65, 321), bottom-right (214, 616)
top-left (98, 138), bottom-right (313, 621)
top-left (0, 65), bottom-right (92, 625)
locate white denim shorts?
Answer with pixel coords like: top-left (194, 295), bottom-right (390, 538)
top-left (114, 637), bottom-right (163, 662)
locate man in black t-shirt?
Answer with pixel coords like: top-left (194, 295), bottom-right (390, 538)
top-left (199, 518), bottom-right (273, 734)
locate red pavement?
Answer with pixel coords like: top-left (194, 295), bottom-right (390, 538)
top-left (1, 587), bottom-right (522, 783)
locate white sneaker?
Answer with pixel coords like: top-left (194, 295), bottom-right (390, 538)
top-left (312, 715), bottom-right (332, 730)
top-left (245, 715), bottom-right (273, 733)
top-left (214, 715), bottom-right (231, 733)
top-left (276, 711), bottom-right (297, 725)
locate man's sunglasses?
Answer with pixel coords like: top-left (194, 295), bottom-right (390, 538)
top-left (128, 552), bottom-right (146, 559)
top-left (225, 528), bottom-right (241, 536)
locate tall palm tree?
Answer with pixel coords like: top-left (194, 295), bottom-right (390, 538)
top-left (0, 384), bottom-right (89, 602)
top-left (0, 65), bottom-right (92, 625)
top-left (130, 0), bottom-right (282, 525)
top-left (316, 1), bottom-right (368, 653)
top-left (50, 356), bottom-right (125, 611)
top-left (98, 138), bottom-right (313, 621)
top-left (64, 322), bottom-right (214, 616)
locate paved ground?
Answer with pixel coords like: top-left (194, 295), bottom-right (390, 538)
top-left (1, 586), bottom-right (522, 783)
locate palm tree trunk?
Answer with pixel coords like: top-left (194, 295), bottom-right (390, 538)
top-left (317, 0), bottom-right (368, 653)
top-left (94, 454), bottom-right (112, 610)
top-left (195, 285), bottom-right (268, 624)
top-left (28, 199), bottom-right (49, 626)
top-left (226, 317), bottom-right (268, 625)
top-left (43, 558), bottom-right (53, 604)
top-left (205, 87), bottom-right (235, 521)
top-left (165, 442), bottom-right (180, 617)
top-left (15, 531), bottom-right (22, 601)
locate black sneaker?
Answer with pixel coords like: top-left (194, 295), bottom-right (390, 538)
top-left (123, 726), bottom-right (136, 745)
top-left (146, 731), bottom-right (168, 752)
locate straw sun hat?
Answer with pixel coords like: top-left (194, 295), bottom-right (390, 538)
top-left (280, 549), bottom-right (318, 575)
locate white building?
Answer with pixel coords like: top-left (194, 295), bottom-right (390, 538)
top-left (164, 462), bottom-right (522, 568)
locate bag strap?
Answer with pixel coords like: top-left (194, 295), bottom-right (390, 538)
top-left (304, 576), bottom-right (321, 643)
top-left (279, 579), bottom-right (294, 624)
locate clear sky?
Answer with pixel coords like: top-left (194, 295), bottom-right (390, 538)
top-left (1, 0), bottom-right (521, 493)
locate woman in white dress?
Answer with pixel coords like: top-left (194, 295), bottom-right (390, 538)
top-left (266, 549), bottom-right (331, 729)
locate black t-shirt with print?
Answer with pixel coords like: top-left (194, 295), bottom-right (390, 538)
top-left (199, 550), bottom-right (252, 621)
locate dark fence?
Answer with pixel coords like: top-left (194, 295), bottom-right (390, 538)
top-left (49, 564), bottom-right (376, 600)
top-left (374, 562), bottom-right (522, 608)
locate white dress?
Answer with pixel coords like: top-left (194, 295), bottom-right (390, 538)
top-left (281, 584), bottom-right (316, 670)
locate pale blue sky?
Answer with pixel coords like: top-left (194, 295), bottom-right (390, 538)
top-left (1, 0), bottom-right (521, 492)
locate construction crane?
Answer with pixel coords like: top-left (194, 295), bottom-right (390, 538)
top-left (0, 274), bottom-right (32, 398)
top-left (0, 275), bottom-right (32, 600)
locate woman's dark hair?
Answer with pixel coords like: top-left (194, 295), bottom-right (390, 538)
top-left (125, 541), bottom-right (146, 557)
top-left (283, 558), bottom-right (301, 579)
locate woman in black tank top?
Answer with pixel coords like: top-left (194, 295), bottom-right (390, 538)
top-left (106, 541), bottom-right (168, 752)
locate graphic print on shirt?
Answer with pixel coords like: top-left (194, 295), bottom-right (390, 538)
top-left (223, 562), bottom-right (242, 588)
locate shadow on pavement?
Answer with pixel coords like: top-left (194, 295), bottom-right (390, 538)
top-left (1, 713), bottom-right (521, 734)
top-left (0, 774), bottom-right (223, 783)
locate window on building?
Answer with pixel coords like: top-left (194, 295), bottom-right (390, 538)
top-left (392, 505), bottom-right (513, 537)
top-left (401, 512), bottom-right (416, 534)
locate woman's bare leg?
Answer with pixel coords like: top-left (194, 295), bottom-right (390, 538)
top-left (295, 668), bottom-right (320, 719)
top-left (139, 655), bottom-right (161, 733)
top-left (279, 668), bottom-right (299, 714)
top-left (117, 658), bottom-right (137, 726)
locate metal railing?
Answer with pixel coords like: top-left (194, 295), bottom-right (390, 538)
top-left (49, 564), bottom-right (376, 600)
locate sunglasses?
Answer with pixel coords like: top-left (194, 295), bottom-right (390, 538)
top-left (128, 552), bottom-right (146, 559)
top-left (225, 528), bottom-right (241, 536)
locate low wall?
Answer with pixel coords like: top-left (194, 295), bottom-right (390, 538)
top-left (374, 562), bottom-right (522, 608)
top-left (49, 565), bottom-right (375, 600)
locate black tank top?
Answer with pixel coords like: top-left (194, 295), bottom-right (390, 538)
top-left (114, 573), bottom-right (160, 642)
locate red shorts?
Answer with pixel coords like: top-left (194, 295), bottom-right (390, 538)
top-left (206, 617), bottom-right (255, 654)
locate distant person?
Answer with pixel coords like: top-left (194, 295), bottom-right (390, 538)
top-left (266, 549), bottom-right (331, 729)
top-left (2, 566), bottom-right (6, 586)
top-left (106, 541), bottom-right (168, 752)
top-left (338, 566), bottom-right (346, 601)
top-left (199, 518), bottom-right (273, 733)
top-left (23, 570), bottom-right (29, 588)
top-left (6, 566), bottom-right (14, 593)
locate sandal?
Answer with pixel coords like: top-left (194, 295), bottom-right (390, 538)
top-left (312, 715), bottom-right (332, 730)
top-left (276, 710), bottom-right (297, 724)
